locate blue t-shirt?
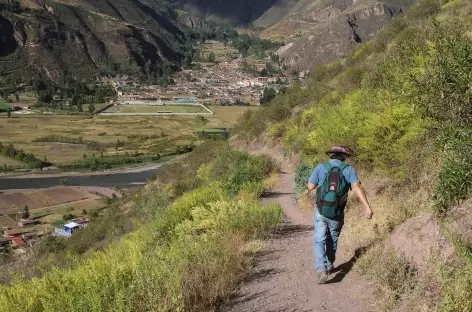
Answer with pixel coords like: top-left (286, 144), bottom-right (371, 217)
top-left (309, 159), bottom-right (360, 189)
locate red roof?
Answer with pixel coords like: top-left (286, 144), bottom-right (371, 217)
top-left (12, 237), bottom-right (26, 246)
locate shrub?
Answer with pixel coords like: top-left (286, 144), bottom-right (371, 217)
top-left (294, 163), bottom-right (315, 198)
top-left (0, 188), bottom-right (282, 312)
top-left (358, 245), bottom-right (417, 310)
top-left (434, 128), bottom-right (472, 212)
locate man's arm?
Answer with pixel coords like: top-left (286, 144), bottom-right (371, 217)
top-left (307, 181), bottom-right (318, 196)
top-left (352, 182), bottom-right (373, 219)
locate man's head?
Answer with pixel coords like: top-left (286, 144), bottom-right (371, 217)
top-left (325, 145), bottom-right (353, 161)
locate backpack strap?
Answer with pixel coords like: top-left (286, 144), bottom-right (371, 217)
top-left (338, 162), bottom-right (352, 190)
top-left (322, 162), bottom-right (332, 171)
top-left (338, 162), bottom-right (349, 171)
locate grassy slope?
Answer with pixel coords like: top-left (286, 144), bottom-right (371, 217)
top-left (236, 0), bottom-right (472, 310)
top-left (0, 142), bottom-right (284, 311)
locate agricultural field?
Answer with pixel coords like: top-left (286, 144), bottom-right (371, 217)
top-left (211, 105), bottom-right (259, 125)
top-left (198, 40), bottom-right (239, 62)
top-left (0, 114), bottom-right (198, 166)
top-left (0, 105), bottom-right (253, 168)
top-left (0, 187), bottom-right (93, 215)
top-left (31, 197), bottom-right (105, 224)
top-left (0, 156), bottom-right (23, 168)
top-left (103, 104), bottom-right (211, 114)
top-left (0, 187), bottom-right (106, 237)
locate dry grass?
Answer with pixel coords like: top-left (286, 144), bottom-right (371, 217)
top-left (31, 197), bottom-right (105, 223)
top-left (0, 156), bottom-right (22, 167)
top-left (211, 106), bottom-right (259, 125)
top-left (0, 114), bottom-right (200, 165)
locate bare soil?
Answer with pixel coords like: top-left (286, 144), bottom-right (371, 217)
top-left (220, 173), bottom-right (377, 312)
top-left (0, 187), bottom-right (93, 214)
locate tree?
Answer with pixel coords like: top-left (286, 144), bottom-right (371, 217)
top-left (260, 87), bottom-right (277, 105)
top-left (208, 53), bottom-right (216, 62)
top-left (183, 54), bottom-right (192, 69)
top-left (22, 205), bottom-right (30, 219)
top-left (7, 110), bottom-right (11, 118)
top-left (89, 102), bottom-right (95, 114)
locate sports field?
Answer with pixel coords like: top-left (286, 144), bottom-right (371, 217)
top-left (104, 104), bottom-right (211, 114)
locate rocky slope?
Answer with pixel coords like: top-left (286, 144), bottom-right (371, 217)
top-left (168, 0), bottom-right (416, 71)
top-left (260, 0), bottom-right (417, 71)
top-left (0, 0), bottom-right (187, 81)
top-left (167, 0), bottom-right (280, 25)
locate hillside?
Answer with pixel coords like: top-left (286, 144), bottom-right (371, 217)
top-left (259, 0), bottom-right (417, 70)
top-left (167, 0), bottom-right (280, 24)
top-left (234, 0), bottom-right (472, 309)
top-left (0, 0), bottom-right (188, 82)
top-left (1, 0), bottom-right (472, 311)
top-left (168, 0), bottom-right (417, 71)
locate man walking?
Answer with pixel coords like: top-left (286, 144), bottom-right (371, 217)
top-left (307, 145), bottom-right (373, 284)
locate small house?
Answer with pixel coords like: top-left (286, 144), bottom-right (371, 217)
top-left (4, 229), bottom-right (30, 238)
top-left (11, 237), bottom-right (26, 248)
top-left (64, 222), bottom-right (80, 235)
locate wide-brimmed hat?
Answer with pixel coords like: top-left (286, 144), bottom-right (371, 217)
top-left (325, 145), bottom-right (353, 157)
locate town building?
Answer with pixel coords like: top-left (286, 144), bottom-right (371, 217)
top-left (11, 236), bottom-right (26, 248)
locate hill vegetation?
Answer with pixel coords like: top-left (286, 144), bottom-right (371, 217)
top-left (235, 0), bottom-right (472, 309)
top-left (0, 141), bottom-right (283, 311)
top-left (0, 0), bottom-right (188, 89)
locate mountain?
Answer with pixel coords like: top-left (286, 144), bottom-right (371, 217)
top-left (167, 0), bottom-right (280, 25)
top-left (0, 0), bottom-right (189, 82)
top-left (169, 0), bottom-right (416, 71)
top-left (257, 0), bottom-right (417, 71)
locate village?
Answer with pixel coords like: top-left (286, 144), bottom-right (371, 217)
top-left (0, 41), bottom-right (296, 258)
top-left (0, 186), bottom-right (120, 255)
top-left (112, 41), bottom-right (294, 107)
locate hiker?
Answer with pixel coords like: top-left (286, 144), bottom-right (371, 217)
top-left (307, 145), bottom-right (373, 284)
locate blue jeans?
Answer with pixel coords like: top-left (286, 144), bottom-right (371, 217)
top-left (314, 209), bottom-right (344, 272)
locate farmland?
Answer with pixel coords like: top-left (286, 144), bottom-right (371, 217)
top-left (0, 106), bottom-right (255, 169)
top-left (0, 156), bottom-right (23, 168)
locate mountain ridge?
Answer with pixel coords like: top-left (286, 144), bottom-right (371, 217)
top-left (0, 0), bottom-right (189, 83)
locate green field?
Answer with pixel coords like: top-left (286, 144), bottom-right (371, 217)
top-left (105, 104), bottom-right (209, 114)
top-left (199, 40), bottom-right (239, 62)
top-left (0, 105), bottom-right (252, 168)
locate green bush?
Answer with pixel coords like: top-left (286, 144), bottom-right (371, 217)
top-left (294, 163), bottom-right (315, 197)
top-left (434, 128), bottom-right (472, 212)
top-left (0, 185), bottom-right (283, 312)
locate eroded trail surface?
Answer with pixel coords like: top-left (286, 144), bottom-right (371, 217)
top-left (221, 173), bottom-right (376, 312)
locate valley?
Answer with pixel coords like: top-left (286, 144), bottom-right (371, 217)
top-left (1, 0), bottom-right (472, 312)
top-left (0, 7), bottom-right (288, 262)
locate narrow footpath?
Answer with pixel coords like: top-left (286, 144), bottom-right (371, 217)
top-left (221, 173), bottom-right (376, 312)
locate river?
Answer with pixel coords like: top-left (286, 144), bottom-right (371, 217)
top-left (0, 168), bottom-right (158, 190)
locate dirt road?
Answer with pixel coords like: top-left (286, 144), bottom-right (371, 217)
top-left (221, 173), bottom-right (376, 312)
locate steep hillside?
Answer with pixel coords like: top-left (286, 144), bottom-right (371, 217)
top-left (167, 0), bottom-right (280, 24)
top-left (235, 0), bottom-right (472, 309)
top-left (0, 0), bottom-right (187, 82)
top-left (259, 0), bottom-right (417, 70)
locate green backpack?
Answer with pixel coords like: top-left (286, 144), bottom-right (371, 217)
top-left (316, 162), bottom-right (351, 218)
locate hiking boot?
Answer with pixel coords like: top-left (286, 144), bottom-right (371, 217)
top-left (316, 271), bottom-right (328, 284)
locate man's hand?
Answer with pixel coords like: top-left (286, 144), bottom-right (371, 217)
top-left (352, 182), bottom-right (373, 219)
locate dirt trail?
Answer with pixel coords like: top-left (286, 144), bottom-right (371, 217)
top-left (221, 173), bottom-right (376, 312)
